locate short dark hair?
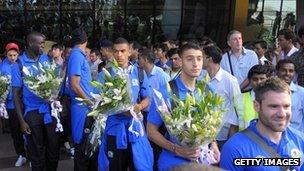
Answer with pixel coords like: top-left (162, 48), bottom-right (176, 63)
top-left (90, 48), bottom-right (101, 56)
top-left (276, 59), bottom-right (295, 71)
top-left (254, 40), bottom-right (267, 50)
top-left (254, 77), bottom-right (290, 102)
top-left (293, 36), bottom-right (304, 47)
top-left (178, 42), bottom-right (201, 57)
top-left (139, 48), bottom-right (156, 64)
top-left (199, 36), bottom-right (215, 47)
top-left (227, 30), bottom-right (242, 41)
top-left (167, 48), bottom-right (179, 59)
top-left (297, 25), bottom-right (304, 38)
top-left (277, 28), bottom-right (296, 41)
top-left (130, 41), bottom-right (142, 50)
top-left (51, 43), bottom-right (64, 51)
top-left (26, 31), bottom-right (45, 45)
top-left (248, 64), bottom-right (272, 79)
top-left (203, 45), bottom-right (222, 64)
top-left (114, 37), bottom-right (129, 45)
top-left (154, 43), bottom-right (169, 53)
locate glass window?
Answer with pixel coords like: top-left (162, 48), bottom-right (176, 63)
top-left (95, 0), bottom-right (125, 42)
top-left (126, 0), bottom-right (154, 45)
top-left (247, 0), bottom-right (296, 39)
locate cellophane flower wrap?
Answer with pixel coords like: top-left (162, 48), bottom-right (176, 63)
top-left (152, 78), bottom-right (226, 164)
top-left (22, 62), bottom-right (64, 132)
top-left (0, 75), bottom-right (10, 119)
top-left (76, 59), bottom-right (141, 157)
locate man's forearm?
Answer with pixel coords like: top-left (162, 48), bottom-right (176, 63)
top-left (13, 88), bottom-right (25, 123)
top-left (138, 97), bottom-right (149, 110)
top-left (72, 84), bottom-right (88, 99)
top-left (147, 122), bottom-right (175, 153)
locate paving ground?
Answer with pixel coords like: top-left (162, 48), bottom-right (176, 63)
top-left (0, 122), bottom-right (74, 171)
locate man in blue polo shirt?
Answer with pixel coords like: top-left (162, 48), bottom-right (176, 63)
top-left (137, 48), bottom-right (170, 170)
top-left (276, 59), bottom-right (304, 132)
top-left (67, 28), bottom-right (97, 170)
top-left (97, 37), bottom-right (153, 171)
top-left (220, 77), bottom-right (304, 171)
top-left (147, 42), bottom-right (220, 171)
top-left (137, 48), bottom-right (170, 115)
top-left (0, 42), bottom-right (27, 167)
top-left (12, 32), bottom-right (60, 170)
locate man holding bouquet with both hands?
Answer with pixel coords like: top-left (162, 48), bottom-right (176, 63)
top-left (96, 37), bottom-right (153, 171)
top-left (147, 42), bottom-right (221, 171)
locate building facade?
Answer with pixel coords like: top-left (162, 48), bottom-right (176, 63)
top-left (0, 0), bottom-right (300, 52)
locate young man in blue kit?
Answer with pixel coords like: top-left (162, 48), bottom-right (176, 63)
top-left (0, 43), bottom-right (27, 167)
top-left (12, 32), bottom-right (60, 171)
top-left (67, 28), bottom-right (99, 171)
top-left (220, 77), bottom-right (304, 171)
top-left (97, 37), bottom-right (153, 171)
top-left (147, 42), bottom-right (220, 171)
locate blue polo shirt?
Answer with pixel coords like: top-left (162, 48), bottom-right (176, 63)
top-left (220, 119), bottom-right (304, 171)
top-left (155, 59), bottom-right (172, 71)
top-left (67, 47), bottom-right (93, 144)
top-left (148, 75), bottom-right (204, 171)
top-left (146, 65), bottom-right (170, 111)
top-left (11, 52), bottom-right (53, 124)
top-left (0, 58), bottom-right (15, 109)
top-left (97, 64), bottom-right (153, 171)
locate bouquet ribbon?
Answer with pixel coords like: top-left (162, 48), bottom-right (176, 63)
top-left (51, 101), bottom-right (64, 132)
top-left (0, 102), bottom-right (9, 119)
top-left (198, 145), bottom-right (217, 165)
top-left (128, 107), bottom-right (144, 137)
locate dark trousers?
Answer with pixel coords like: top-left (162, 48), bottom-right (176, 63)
top-left (24, 110), bottom-right (60, 171)
top-left (107, 135), bottom-right (135, 171)
top-left (60, 95), bottom-right (72, 141)
top-left (74, 143), bottom-right (98, 171)
top-left (7, 108), bottom-right (26, 156)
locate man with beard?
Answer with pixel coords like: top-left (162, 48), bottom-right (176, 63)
top-left (220, 77), bottom-right (304, 171)
top-left (276, 59), bottom-right (304, 132)
top-left (12, 32), bottom-right (60, 170)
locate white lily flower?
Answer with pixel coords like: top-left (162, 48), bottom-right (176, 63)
top-left (22, 67), bottom-right (31, 76)
top-left (103, 97), bottom-right (112, 104)
top-left (90, 92), bottom-right (103, 101)
top-left (105, 82), bottom-right (114, 87)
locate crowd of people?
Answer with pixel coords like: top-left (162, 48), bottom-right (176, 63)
top-left (0, 25), bottom-right (304, 171)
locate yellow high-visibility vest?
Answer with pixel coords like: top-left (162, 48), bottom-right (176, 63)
top-left (238, 92), bottom-right (258, 130)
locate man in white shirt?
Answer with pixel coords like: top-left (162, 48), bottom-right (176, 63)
top-left (276, 59), bottom-right (304, 132)
top-left (278, 28), bottom-right (298, 59)
top-left (202, 45), bottom-right (241, 150)
top-left (254, 40), bottom-right (271, 65)
top-left (220, 30), bottom-right (259, 92)
top-left (89, 49), bottom-right (102, 80)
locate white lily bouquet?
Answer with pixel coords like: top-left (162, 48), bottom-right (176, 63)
top-left (0, 75), bottom-right (10, 119)
top-left (22, 62), bottom-right (64, 132)
top-left (76, 60), bottom-right (141, 157)
top-left (153, 79), bottom-right (226, 164)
